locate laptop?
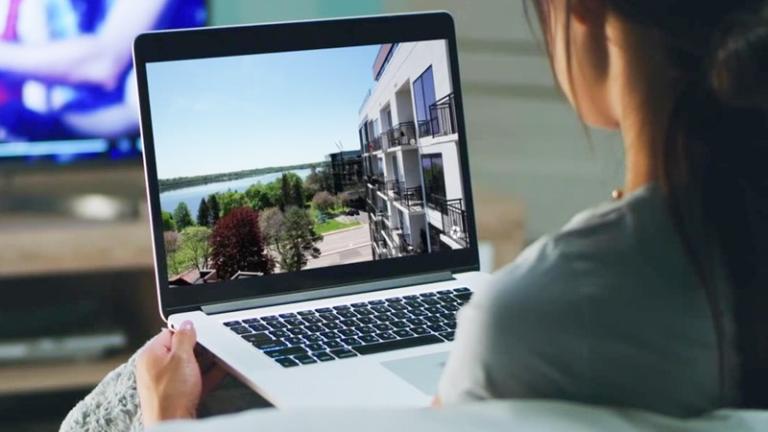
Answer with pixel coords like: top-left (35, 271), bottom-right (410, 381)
top-left (133, 11), bottom-right (490, 408)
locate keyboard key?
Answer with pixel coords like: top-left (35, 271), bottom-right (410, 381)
top-left (404, 300), bottom-right (424, 309)
top-left (303, 316), bottom-right (323, 325)
top-left (284, 318), bottom-right (305, 327)
top-left (261, 315), bottom-right (279, 322)
top-left (371, 305), bottom-right (391, 314)
top-left (279, 312), bottom-right (297, 319)
top-left (305, 343), bottom-right (326, 352)
top-left (322, 322), bottom-right (344, 331)
top-left (403, 295), bottom-right (419, 301)
top-left (427, 324), bottom-right (448, 333)
top-left (437, 290), bottom-right (453, 296)
top-left (356, 326), bottom-right (376, 335)
top-left (294, 354), bottom-right (317, 365)
top-left (406, 318), bottom-right (427, 327)
top-left (285, 337), bottom-right (305, 346)
top-left (359, 334), bottom-right (380, 344)
top-left (377, 331), bottom-right (397, 341)
top-left (304, 324), bottom-right (325, 333)
top-left (267, 321), bottom-right (288, 330)
top-left (454, 287), bottom-right (471, 293)
top-left (254, 340), bottom-right (287, 351)
top-left (424, 315), bottom-right (443, 325)
top-left (320, 331), bottom-right (340, 340)
top-left (445, 321), bottom-right (457, 330)
top-left (333, 305), bottom-right (351, 311)
top-left (389, 303), bottom-right (407, 311)
top-left (224, 321), bottom-right (242, 327)
top-left (324, 340), bottom-right (344, 349)
top-left (248, 323), bottom-right (270, 332)
top-left (242, 318), bottom-right (261, 324)
top-left (268, 346), bottom-right (307, 358)
top-left (357, 316), bottom-right (376, 325)
top-left (303, 334), bottom-right (323, 344)
top-left (391, 321), bottom-right (409, 330)
top-left (440, 313), bottom-right (455, 321)
top-left (298, 310), bottom-right (316, 316)
top-left (419, 292), bottom-right (437, 298)
top-left (368, 299), bottom-right (385, 306)
top-left (354, 308), bottom-right (374, 317)
top-left (351, 302), bottom-right (368, 308)
top-left (439, 296), bottom-right (459, 304)
top-left (242, 332), bottom-right (272, 343)
top-left (319, 313), bottom-right (340, 322)
top-left (411, 326), bottom-right (430, 336)
top-left (337, 310), bottom-right (358, 319)
top-left (330, 348), bottom-right (358, 359)
top-left (341, 337), bottom-right (362, 346)
top-left (269, 330), bottom-right (290, 339)
top-left (353, 335), bottom-right (444, 355)
top-left (420, 298), bottom-right (441, 306)
top-left (394, 329), bottom-right (415, 338)
top-left (391, 311), bottom-right (410, 320)
top-left (374, 314), bottom-right (394, 323)
top-left (424, 306), bottom-right (443, 315)
top-left (315, 307), bottom-right (333, 314)
top-left (385, 297), bottom-right (402, 303)
top-left (288, 327), bottom-right (308, 336)
top-left (454, 292), bottom-right (472, 302)
top-left (409, 309), bottom-right (429, 318)
top-left (340, 319), bottom-right (359, 328)
top-left (314, 351), bottom-right (335, 362)
top-left (439, 331), bottom-right (456, 341)
top-left (338, 328), bottom-right (359, 337)
top-left (229, 325), bottom-right (252, 335)
top-left (373, 323), bottom-right (393, 332)
top-left (443, 303), bottom-right (460, 312)
top-left (275, 357), bottom-right (299, 368)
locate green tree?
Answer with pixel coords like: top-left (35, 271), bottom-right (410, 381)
top-left (259, 207), bottom-right (284, 247)
top-left (218, 191), bottom-right (247, 217)
top-left (279, 173), bottom-right (292, 211)
top-left (197, 198), bottom-right (211, 227)
top-left (304, 167), bottom-right (322, 199)
top-left (180, 226), bottom-right (212, 272)
top-left (161, 211), bottom-right (177, 232)
top-left (173, 202), bottom-right (194, 231)
top-left (207, 194), bottom-right (221, 226)
top-left (263, 180), bottom-right (283, 211)
top-left (291, 176), bottom-right (305, 209)
top-left (245, 183), bottom-right (273, 210)
top-left (274, 207), bottom-right (322, 272)
top-left (210, 207), bottom-right (274, 279)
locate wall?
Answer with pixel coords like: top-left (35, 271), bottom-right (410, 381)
top-left (210, 0), bottom-right (625, 247)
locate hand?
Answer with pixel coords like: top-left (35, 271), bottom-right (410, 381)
top-left (135, 321), bottom-right (227, 427)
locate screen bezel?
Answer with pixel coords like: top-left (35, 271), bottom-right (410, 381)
top-left (0, 0), bottom-right (209, 171)
top-left (134, 12), bottom-right (480, 317)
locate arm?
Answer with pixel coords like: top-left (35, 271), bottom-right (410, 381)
top-left (0, 0), bottom-right (169, 89)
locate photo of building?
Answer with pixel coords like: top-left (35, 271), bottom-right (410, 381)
top-left (359, 40), bottom-right (469, 260)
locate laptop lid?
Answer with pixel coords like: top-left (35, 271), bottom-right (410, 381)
top-left (133, 12), bottom-right (479, 318)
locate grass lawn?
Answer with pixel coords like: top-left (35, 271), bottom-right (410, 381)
top-left (315, 218), bottom-right (361, 234)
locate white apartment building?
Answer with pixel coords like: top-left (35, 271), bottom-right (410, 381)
top-left (358, 40), bottom-right (468, 259)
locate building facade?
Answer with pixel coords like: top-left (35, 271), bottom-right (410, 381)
top-left (358, 40), bottom-right (469, 260)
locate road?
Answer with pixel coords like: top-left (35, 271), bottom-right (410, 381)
top-left (304, 223), bottom-right (373, 270)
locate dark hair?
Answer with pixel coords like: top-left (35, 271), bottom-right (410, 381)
top-left (528, 0), bottom-right (768, 408)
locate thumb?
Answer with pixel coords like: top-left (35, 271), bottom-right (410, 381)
top-left (171, 320), bottom-right (197, 356)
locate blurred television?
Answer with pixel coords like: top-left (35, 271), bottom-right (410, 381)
top-left (0, 0), bottom-right (207, 167)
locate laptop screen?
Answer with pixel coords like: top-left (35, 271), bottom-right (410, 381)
top-left (146, 39), bottom-right (471, 289)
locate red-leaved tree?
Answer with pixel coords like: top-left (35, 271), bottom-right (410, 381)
top-left (210, 207), bottom-right (275, 280)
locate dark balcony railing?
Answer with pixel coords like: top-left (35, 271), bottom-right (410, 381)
top-left (417, 120), bottom-right (431, 138)
top-left (428, 194), bottom-right (469, 248)
top-left (429, 93), bottom-right (457, 138)
top-left (389, 181), bottom-right (424, 210)
top-left (367, 135), bottom-right (383, 153)
top-left (387, 122), bottom-right (417, 148)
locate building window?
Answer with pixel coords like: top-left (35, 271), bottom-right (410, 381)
top-left (421, 153), bottom-right (445, 206)
top-left (413, 66), bottom-right (436, 137)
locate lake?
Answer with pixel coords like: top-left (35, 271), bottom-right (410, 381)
top-left (160, 168), bottom-right (312, 220)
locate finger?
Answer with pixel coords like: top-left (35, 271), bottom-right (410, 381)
top-left (171, 320), bottom-right (197, 357)
top-left (201, 363), bottom-right (229, 396)
top-left (143, 329), bottom-right (173, 355)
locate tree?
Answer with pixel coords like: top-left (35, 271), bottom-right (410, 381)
top-left (173, 202), bottom-right (194, 231)
top-left (207, 194), bottom-right (221, 226)
top-left (274, 207), bottom-right (322, 272)
top-left (304, 167), bottom-right (322, 199)
top-left (180, 226), bottom-right (212, 272)
top-left (259, 207), bottom-right (284, 246)
top-left (197, 198), bottom-right (211, 227)
top-left (209, 207), bottom-right (274, 279)
top-left (218, 190), bottom-right (247, 217)
top-left (161, 211), bottom-right (177, 232)
top-left (312, 191), bottom-right (335, 215)
top-left (291, 176), bottom-right (305, 209)
top-left (279, 173), bottom-right (292, 211)
top-left (245, 183), bottom-right (273, 210)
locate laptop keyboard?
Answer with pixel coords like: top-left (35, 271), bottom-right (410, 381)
top-left (223, 287), bottom-right (473, 368)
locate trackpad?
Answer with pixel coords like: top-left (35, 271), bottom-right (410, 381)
top-left (381, 352), bottom-right (449, 395)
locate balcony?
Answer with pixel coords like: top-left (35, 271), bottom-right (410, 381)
top-left (428, 93), bottom-right (457, 138)
top-left (387, 122), bottom-right (417, 148)
top-left (428, 194), bottom-right (469, 248)
top-left (388, 181), bottom-right (424, 211)
top-left (367, 135), bottom-right (383, 153)
top-left (395, 231), bottom-right (416, 256)
top-left (417, 120), bottom-right (431, 138)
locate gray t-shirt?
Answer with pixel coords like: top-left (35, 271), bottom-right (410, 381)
top-left (438, 184), bottom-right (738, 417)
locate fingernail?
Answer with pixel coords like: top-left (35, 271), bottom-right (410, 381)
top-left (181, 320), bottom-right (194, 331)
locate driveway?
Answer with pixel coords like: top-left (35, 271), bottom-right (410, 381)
top-left (304, 223), bottom-right (373, 269)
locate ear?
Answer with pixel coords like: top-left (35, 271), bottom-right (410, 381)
top-left (570, 0), bottom-right (608, 29)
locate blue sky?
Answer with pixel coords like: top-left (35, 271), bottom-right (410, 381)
top-left (147, 44), bottom-right (379, 179)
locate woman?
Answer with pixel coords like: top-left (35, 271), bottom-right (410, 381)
top-left (66, 0), bottom-right (768, 429)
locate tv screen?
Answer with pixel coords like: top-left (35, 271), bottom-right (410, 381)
top-left (0, 0), bottom-right (207, 165)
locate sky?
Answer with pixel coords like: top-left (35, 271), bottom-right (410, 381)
top-left (147, 44), bottom-right (379, 179)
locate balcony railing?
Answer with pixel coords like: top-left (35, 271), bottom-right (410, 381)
top-left (388, 181), bottom-right (424, 210)
top-left (367, 135), bottom-right (383, 153)
top-left (417, 120), bottom-right (431, 138)
top-left (396, 232), bottom-right (416, 255)
top-left (429, 93), bottom-right (457, 138)
top-left (387, 122), bottom-right (417, 148)
top-left (428, 194), bottom-right (469, 248)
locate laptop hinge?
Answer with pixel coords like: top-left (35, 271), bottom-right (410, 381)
top-left (200, 271), bottom-right (455, 315)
